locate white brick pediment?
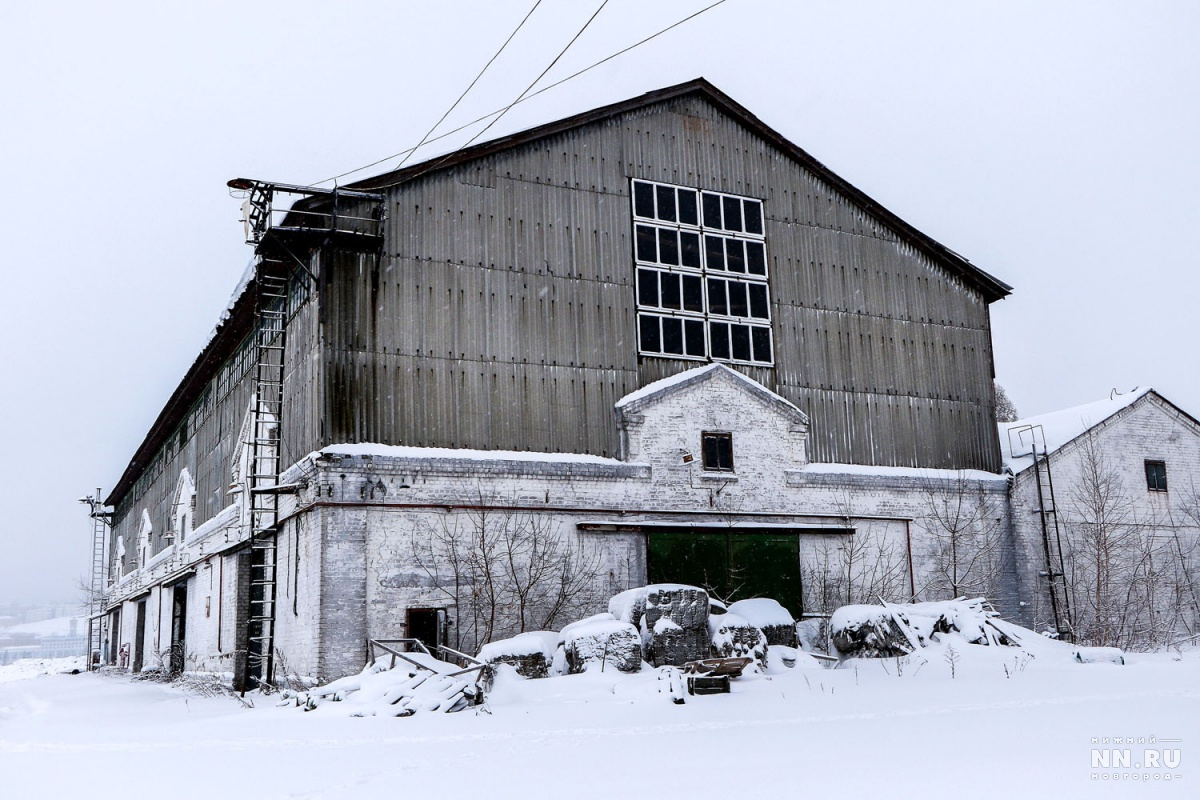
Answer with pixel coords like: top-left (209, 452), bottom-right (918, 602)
top-left (616, 364), bottom-right (809, 475)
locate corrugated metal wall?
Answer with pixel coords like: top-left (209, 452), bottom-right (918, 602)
top-left (319, 96), bottom-right (1001, 470)
top-left (110, 292), bottom-right (323, 575)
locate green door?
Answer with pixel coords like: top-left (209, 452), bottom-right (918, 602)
top-left (646, 529), bottom-right (802, 616)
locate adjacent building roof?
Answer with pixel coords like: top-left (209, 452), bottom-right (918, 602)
top-left (998, 388), bottom-right (1157, 473)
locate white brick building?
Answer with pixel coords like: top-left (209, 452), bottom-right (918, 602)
top-left (1000, 389), bottom-right (1200, 647)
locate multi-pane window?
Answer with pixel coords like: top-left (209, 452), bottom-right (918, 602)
top-left (1145, 460), bottom-right (1168, 492)
top-left (702, 432), bottom-right (735, 472)
top-left (632, 179), bottom-right (772, 365)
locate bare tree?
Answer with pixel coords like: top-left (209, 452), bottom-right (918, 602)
top-left (406, 498), bottom-right (605, 653)
top-left (801, 528), bottom-right (909, 613)
top-left (922, 476), bottom-right (1006, 600)
top-left (994, 382), bottom-right (1019, 423)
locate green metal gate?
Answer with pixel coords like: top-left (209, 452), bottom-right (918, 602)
top-left (646, 529), bottom-right (803, 616)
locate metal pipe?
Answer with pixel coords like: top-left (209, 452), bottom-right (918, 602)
top-left (276, 499), bottom-right (912, 528)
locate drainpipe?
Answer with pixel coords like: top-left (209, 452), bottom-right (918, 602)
top-left (906, 520), bottom-right (916, 602)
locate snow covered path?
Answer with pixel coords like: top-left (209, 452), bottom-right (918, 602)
top-left (1, 649), bottom-right (1196, 799)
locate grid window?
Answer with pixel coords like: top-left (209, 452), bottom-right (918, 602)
top-left (702, 432), bottom-right (734, 472)
top-left (633, 179), bottom-right (772, 366)
top-left (1145, 460), bottom-right (1168, 492)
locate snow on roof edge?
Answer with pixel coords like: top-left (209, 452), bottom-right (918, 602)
top-left (615, 363), bottom-right (804, 418)
top-left (310, 442), bottom-right (637, 467)
top-left (998, 388), bottom-right (1154, 471)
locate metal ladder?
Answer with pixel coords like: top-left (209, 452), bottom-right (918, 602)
top-left (85, 490), bottom-right (110, 670)
top-left (1011, 425), bottom-right (1074, 640)
top-left (246, 265), bottom-right (288, 688)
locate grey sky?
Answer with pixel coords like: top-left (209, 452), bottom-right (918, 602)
top-left (2, 0), bottom-right (1197, 605)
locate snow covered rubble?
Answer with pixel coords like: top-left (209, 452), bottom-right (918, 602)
top-left (283, 591), bottom-right (1129, 718)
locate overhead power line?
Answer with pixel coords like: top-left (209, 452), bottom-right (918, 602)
top-left (314, 0), bottom-right (729, 187)
top-left (394, 0), bottom-right (545, 174)
top-left (434, 0), bottom-right (611, 166)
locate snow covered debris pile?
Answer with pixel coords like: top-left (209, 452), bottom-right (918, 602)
top-left (611, 584), bottom-right (711, 667)
top-left (478, 632), bottom-right (559, 679)
top-left (831, 598), bottom-right (1019, 659)
top-left (1074, 647), bottom-right (1125, 665)
top-left (728, 598), bottom-right (797, 648)
top-left (560, 614), bottom-right (642, 673)
top-left (708, 613), bottom-right (767, 667)
top-left (283, 651), bottom-right (485, 716)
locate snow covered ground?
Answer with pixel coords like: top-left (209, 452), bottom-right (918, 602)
top-left (1, 642), bottom-right (1195, 799)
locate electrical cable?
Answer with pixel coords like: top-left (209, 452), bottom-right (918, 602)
top-left (314, 0), bottom-right (728, 187)
top-left (393, 0), bottom-right (545, 173)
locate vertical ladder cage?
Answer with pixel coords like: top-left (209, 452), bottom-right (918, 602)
top-left (246, 264), bottom-right (289, 688)
top-left (80, 490), bottom-right (112, 670)
top-left (1008, 425), bottom-right (1074, 641)
top-left (227, 177), bottom-right (384, 690)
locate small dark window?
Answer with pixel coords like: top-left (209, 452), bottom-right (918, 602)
top-left (708, 278), bottom-right (728, 315)
top-left (746, 240), bottom-right (766, 274)
top-left (680, 231), bottom-right (701, 268)
top-left (702, 432), bottom-right (734, 472)
top-left (744, 200), bottom-right (764, 234)
top-left (637, 268), bottom-right (659, 308)
top-left (660, 272), bottom-right (681, 309)
top-left (658, 228), bottom-right (678, 265)
top-left (722, 197), bottom-right (743, 231)
top-left (728, 281), bottom-right (749, 317)
top-left (1145, 460), bottom-right (1167, 492)
top-left (684, 319), bottom-right (705, 355)
top-left (705, 235), bottom-right (726, 270)
top-left (725, 239), bottom-right (745, 273)
top-left (656, 185), bottom-right (677, 222)
top-left (634, 181), bottom-right (655, 218)
top-left (702, 192), bottom-right (722, 228)
top-left (678, 190), bottom-right (698, 225)
top-left (682, 274), bottom-right (704, 312)
top-left (710, 322), bottom-right (730, 359)
top-left (636, 225), bottom-right (657, 262)
top-left (661, 317), bottom-right (684, 354)
top-left (639, 315), bottom-right (660, 352)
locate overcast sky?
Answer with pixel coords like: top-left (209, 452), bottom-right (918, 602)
top-left (2, 0), bottom-right (1197, 606)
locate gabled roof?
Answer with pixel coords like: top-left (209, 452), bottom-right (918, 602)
top-left (616, 363), bottom-right (808, 426)
top-left (350, 78), bottom-right (1012, 303)
top-left (998, 388), bottom-right (1200, 473)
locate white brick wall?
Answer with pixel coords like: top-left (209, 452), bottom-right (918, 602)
top-left (1009, 394), bottom-right (1200, 639)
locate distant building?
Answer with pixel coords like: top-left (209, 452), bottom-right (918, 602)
top-left (1000, 389), bottom-right (1200, 646)
top-left (94, 79), bottom-right (1190, 685)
